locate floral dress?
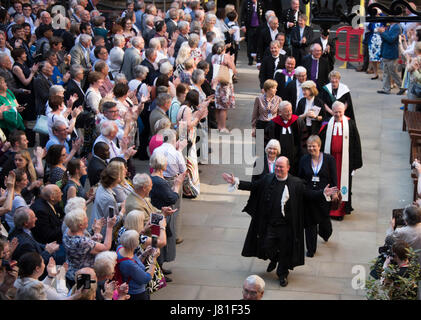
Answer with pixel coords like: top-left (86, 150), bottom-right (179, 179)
top-left (368, 22), bottom-right (383, 62)
top-left (215, 82), bottom-right (235, 110)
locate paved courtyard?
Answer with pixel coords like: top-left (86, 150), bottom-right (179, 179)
top-left (140, 52), bottom-right (413, 300)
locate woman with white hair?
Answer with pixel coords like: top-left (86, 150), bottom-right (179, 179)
top-left (93, 251), bottom-right (130, 300)
top-left (116, 229), bottom-right (160, 300)
top-left (251, 139), bottom-right (281, 184)
top-left (63, 208), bottom-right (117, 288)
top-left (128, 65), bottom-right (150, 103)
top-left (109, 34), bottom-right (126, 79)
top-left (205, 13), bottom-right (224, 43)
top-left (159, 61), bottom-right (177, 97)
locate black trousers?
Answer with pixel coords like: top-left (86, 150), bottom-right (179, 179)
top-left (263, 224), bottom-right (292, 278)
top-left (362, 42), bottom-right (369, 71)
top-left (305, 216), bottom-right (333, 254)
top-left (246, 27), bottom-right (259, 61)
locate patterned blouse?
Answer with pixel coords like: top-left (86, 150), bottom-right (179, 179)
top-left (63, 232), bottom-right (97, 281)
top-left (251, 94), bottom-right (282, 128)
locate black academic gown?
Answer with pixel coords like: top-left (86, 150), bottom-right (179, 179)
top-left (318, 118), bottom-right (363, 213)
top-left (264, 115), bottom-right (302, 175)
top-left (239, 173), bottom-right (305, 270)
top-left (320, 83), bottom-right (356, 121)
top-left (295, 96), bottom-right (327, 136)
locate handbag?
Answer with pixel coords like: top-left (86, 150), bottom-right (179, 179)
top-left (32, 115), bottom-right (49, 135)
top-left (141, 249), bottom-right (167, 294)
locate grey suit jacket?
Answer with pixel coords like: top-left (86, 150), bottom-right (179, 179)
top-left (149, 107), bottom-right (169, 135)
top-left (89, 184), bottom-right (119, 237)
top-left (70, 42), bottom-right (91, 71)
top-left (120, 47), bottom-right (142, 82)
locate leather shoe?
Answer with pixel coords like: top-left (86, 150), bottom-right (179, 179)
top-left (371, 75), bottom-right (378, 80)
top-left (306, 251), bottom-right (314, 258)
top-left (162, 268), bottom-right (172, 275)
top-left (176, 238), bottom-right (184, 245)
top-left (279, 277), bottom-right (288, 287)
top-left (164, 276), bottom-right (173, 283)
top-left (377, 90), bottom-right (390, 94)
top-left (397, 88), bottom-right (407, 95)
top-left (266, 261), bottom-right (277, 272)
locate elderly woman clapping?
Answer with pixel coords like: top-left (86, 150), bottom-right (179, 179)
top-left (93, 251), bottom-right (130, 300)
top-left (117, 230), bottom-right (160, 300)
top-left (63, 208), bottom-right (116, 288)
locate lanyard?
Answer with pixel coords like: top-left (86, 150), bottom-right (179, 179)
top-left (311, 153), bottom-right (323, 176)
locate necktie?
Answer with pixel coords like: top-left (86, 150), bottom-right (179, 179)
top-left (311, 59), bottom-right (318, 81)
top-left (110, 141), bottom-right (118, 157)
top-left (286, 76), bottom-right (292, 86)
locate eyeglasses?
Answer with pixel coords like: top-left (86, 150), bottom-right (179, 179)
top-left (106, 109), bottom-right (119, 114)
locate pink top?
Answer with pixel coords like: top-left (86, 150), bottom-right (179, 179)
top-left (148, 134), bottom-right (164, 173)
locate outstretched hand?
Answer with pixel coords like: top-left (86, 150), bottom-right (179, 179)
top-left (222, 172), bottom-right (235, 184)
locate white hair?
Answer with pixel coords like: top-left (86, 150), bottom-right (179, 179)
top-left (64, 197), bottom-right (87, 214)
top-left (295, 66), bottom-right (307, 75)
top-left (159, 61), bottom-right (173, 75)
top-left (150, 151), bottom-right (167, 171)
top-left (132, 173), bottom-right (151, 190)
top-left (80, 34), bottom-right (92, 45)
top-left (120, 229), bottom-right (140, 251)
top-left (64, 208), bottom-right (87, 232)
top-left (131, 36), bottom-right (144, 48)
top-left (94, 251), bottom-right (117, 279)
top-left (113, 34), bottom-right (125, 46)
top-left (159, 128), bottom-right (176, 145)
top-left (279, 100), bottom-right (292, 111)
top-left (149, 37), bottom-right (161, 50)
top-left (332, 100), bottom-right (345, 110)
top-left (265, 10), bottom-right (275, 21)
top-left (244, 275), bottom-right (265, 292)
top-left (15, 280), bottom-right (47, 300)
top-left (265, 139), bottom-right (281, 156)
top-left (100, 120), bottom-right (118, 137)
top-left (49, 85), bottom-right (65, 96)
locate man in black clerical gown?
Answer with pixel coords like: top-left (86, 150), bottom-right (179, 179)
top-left (223, 157), bottom-right (338, 286)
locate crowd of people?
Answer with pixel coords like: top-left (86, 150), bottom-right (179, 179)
top-left (0, 0), bottom-right (249, 300)
top-left (0, 0), bottom-right (418, 301)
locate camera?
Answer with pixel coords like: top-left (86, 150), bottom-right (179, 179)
top-left (76, 273), bottom-right (94, 290)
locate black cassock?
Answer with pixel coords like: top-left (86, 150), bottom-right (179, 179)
top-left (239, 174), bottom-right (305, 274)
top-left (318, 118), bottom-right (363, 214)
top-left (320, 83), bottom-right (356, 121)
top-left (264, 115), bottom-right (303, 175)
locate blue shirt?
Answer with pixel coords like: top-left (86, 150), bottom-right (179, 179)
top-left (116, 245), bottom-right (151, 295)
top-left (52, 66), bottom-right (65, 85)
top-left (46, 135), bottom-right (70, 153)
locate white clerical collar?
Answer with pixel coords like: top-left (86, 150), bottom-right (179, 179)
top-left (276, 174), bottom-right (288, 181)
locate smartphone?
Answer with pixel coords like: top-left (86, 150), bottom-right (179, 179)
top-left (108, 206), bottom-right (114, 218)
top-left (76, 273), bottom-right (91, 290)
top-left (150, 212), bottom-right (164, 237)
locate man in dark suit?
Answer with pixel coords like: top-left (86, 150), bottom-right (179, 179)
top-left (8, 207), bottom-right (60, 272)
top-left (88, 142), bottom-right (109, 186)
top-left (65, 64), bottom-right (85, 109)
top-left (165, 8), bottom-right (179, 39)
top-left (174, 21), bottom-right (190, 58)
top-left (301, 43), bottom-right (330, 90)
top-left (280, 0), bottom-right (303, 46)
top-left (30, 185), bottom-right (64, 245)
top-left (290, 14), bottom-right (313, 66)
top-left (142, 14), bottom-right (156, 47)
top-left (311, 29), bottom-right (336, 72)
top-left (259, 40), bottom-right (285, 89)
top-left (141, 48), bottom-right (159, 86)
top-left (284, 66), bottom-right (307, 112)
top-left (257, 16), bottom-right (284, 65)
top-left (274, 56), bottom-right (296, 99)
top-left (240, 0), bottom-right (265, 65)
top-left (33, 61), bottom-right (53, 116)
